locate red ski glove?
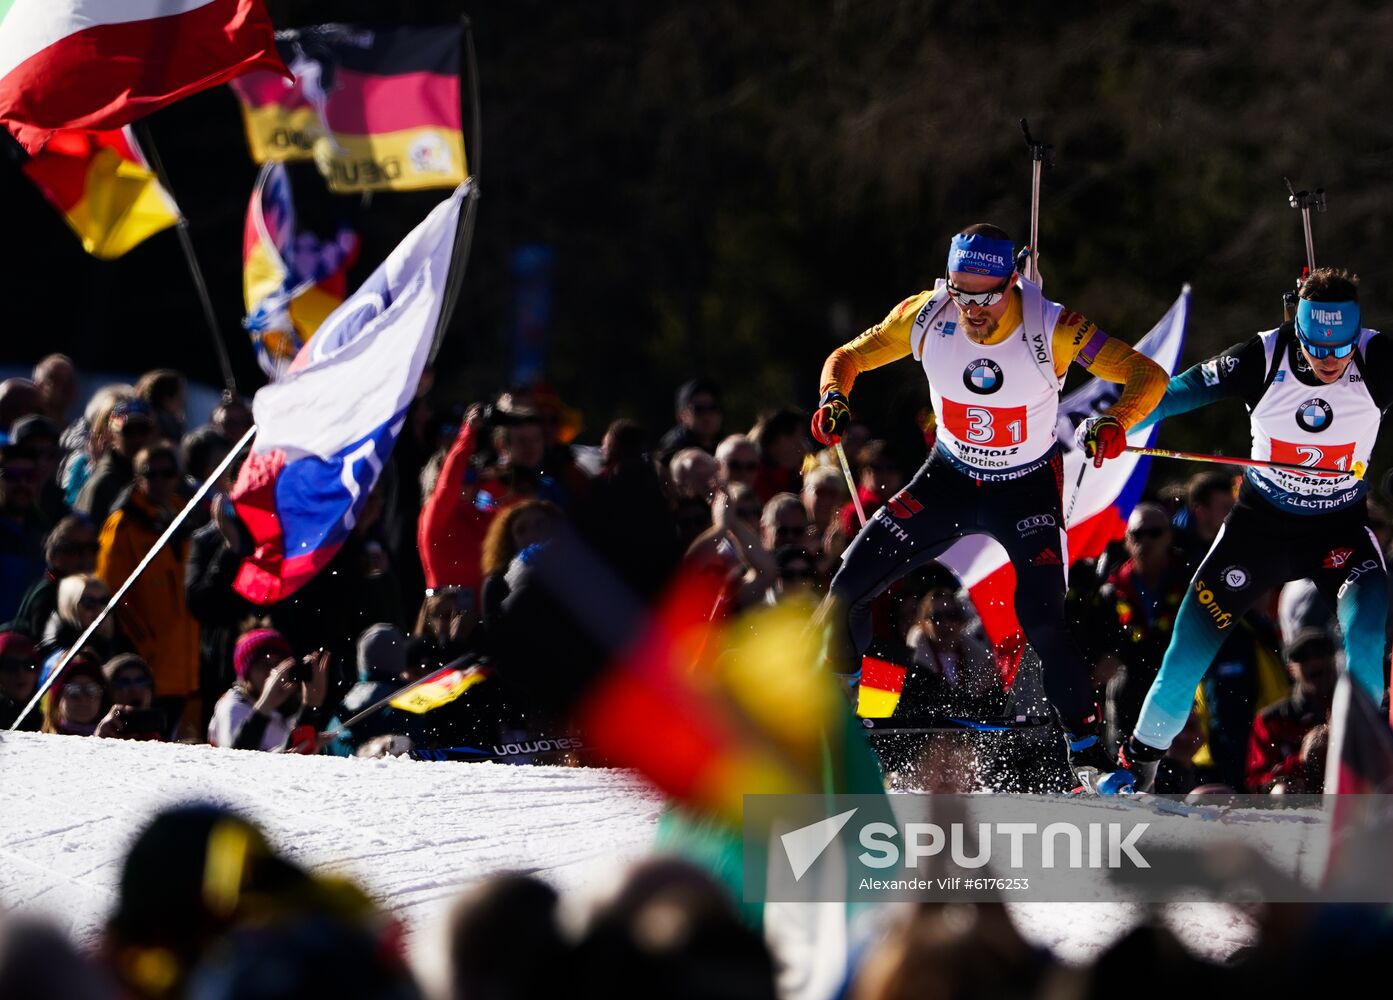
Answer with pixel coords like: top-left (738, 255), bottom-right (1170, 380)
top-left (1076, 414), bottom-right (1127, 467)
top-left (811, 391), bottom-right (852, 446)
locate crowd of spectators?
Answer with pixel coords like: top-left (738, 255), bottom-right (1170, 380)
top-left (1, 801), bottom-right (1388, 1000)
top-left (0, 356), bottom-right (1377, 796)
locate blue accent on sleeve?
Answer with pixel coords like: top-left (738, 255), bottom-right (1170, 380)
top-left (1135, 365), bottom-right (1230, 431)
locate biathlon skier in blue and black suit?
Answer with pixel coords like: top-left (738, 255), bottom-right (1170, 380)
top-left (1115, 268), bottom-right (1393, 792)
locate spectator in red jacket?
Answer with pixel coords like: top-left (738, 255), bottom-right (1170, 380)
top-left (1246, 628), bottom-right (1337, 791)
top-left (419, 405), bottom-right (494, 606)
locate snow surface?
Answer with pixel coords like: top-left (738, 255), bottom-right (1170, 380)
top-left (1, 731), bottom-right (1298, 981)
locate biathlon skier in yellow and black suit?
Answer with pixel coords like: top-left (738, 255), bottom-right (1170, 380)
top-left (812, 223), bottom-right (1168, 789)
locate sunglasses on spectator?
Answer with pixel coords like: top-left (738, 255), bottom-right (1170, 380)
top-left (139, 466), bottom-right (179, 480)
top-left (1, 465), bottom-right (38, 483)
top-left (117, 419), bottom-right (153, 436)
top-left (0, 658), bottom-right (37, 673)
top-left (944, 274), bottom-right (1012, 309)
top-left (726, 460), bottom-right (758, 473)
top-left (691, 402), bottom-right (721, 414)
top-left (64, 682), bottom-right (103, 698)
top-left (775, 524), bottom-right (808, 538)
top-left (1127, 526), bottom-right (1168, 540)
top-left (111, 673), bottom-right (152, 690)
top-left (79, 594), bottom-right (107, 611)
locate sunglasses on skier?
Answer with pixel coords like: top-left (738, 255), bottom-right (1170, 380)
top-left (944, 273), bottom-right (1012, 309)
top-left (1297, 333), bottom-right (1355, 360)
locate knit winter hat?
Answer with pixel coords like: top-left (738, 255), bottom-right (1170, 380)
top-left (356, 623), bottom-right (407, 683)
top-left (102, 652), bottom-right (153, 684)
top-left (233, 629), bottom-right (293, 680)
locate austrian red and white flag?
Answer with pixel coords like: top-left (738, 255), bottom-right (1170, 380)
top-left (0, 0), bottom-right (287, 155)
top-left (940, 286), bottom-right (1191, 686)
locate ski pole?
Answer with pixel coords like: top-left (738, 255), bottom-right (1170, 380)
top-left (857, 713), bottom-right (1053, 735)
top-left (834, 440), bottom-right (867, 526)
top-left (1019, 118), bottom-right (1053, 285)
top-left (1125, 445), bottom-right (1365, 480)
top-left (1064, 461), bottom-right (1088, 526)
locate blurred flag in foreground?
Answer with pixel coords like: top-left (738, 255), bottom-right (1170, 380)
top-left (578, 575), bottom-right (880, 822)
top-left (229, 23), bottom-right (466, 193)
top-left (1322, 672), bottom-right (1393, 892)
top-left (1324, 672), bottom-right (1393, 796)
top-left (230, 181), bottom-right (469, 604)
top-left (243, 162), bottom-right (359, 380)
top-left (940, 286), bottom-right (1190, 685)
top-left (390, 665), bottom-right (488, 714)
top-left (21, 127), bottom-right (177, 258)
top-left (0, 0), bottom-right (286, 154)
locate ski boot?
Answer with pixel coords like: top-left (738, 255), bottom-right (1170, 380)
top-left (1065, 732), bottom-right (1121, 795)
top-left (1115, 735), bottom-right (1164, 793)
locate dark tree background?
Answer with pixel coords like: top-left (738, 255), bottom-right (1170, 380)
top-left (6, 0), bottom-right (1393, 484)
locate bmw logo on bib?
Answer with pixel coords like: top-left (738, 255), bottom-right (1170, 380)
top-left (963, 359), bottom-right (1004, 395)
top-left (1295, 398), bottom-right (1333, 433)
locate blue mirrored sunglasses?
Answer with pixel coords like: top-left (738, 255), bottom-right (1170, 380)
top-left (1298, 334), bottom-right (1355, 360)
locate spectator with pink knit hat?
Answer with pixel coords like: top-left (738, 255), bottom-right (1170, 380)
top-left (208, 629), bottom-right (331, 753)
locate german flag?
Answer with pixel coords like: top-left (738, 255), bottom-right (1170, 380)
top-left (22, 127), bottom-right (178, 259)
top-left (229, 24), bottom-right (467, 194)
top-left (855, 654), bottom-right (907, 718)
top-left (389, 665), bottom-right (489, 715)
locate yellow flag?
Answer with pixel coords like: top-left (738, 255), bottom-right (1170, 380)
top-left (390, 666), bottom-right (488, 715)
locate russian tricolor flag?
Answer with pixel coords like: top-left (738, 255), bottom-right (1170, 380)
top-left (940, 287), bottom-right (1191, 687)
top-left (230, 181), bottom-right (470, 604)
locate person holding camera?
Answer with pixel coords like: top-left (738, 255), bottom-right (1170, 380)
top-left (96, 653), bottom-right (168, 740)
top-left (208, 628), bottom-right (332, 752)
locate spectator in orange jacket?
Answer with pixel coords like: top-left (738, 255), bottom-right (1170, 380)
top-left (1246, 628), bottom-right (1337, 791)
top-left (95, 443), bottom-right (200, 723)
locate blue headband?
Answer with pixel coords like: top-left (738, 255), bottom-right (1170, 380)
top-left (947, 233), bottom-right (1016, 279)
top-left (1296, 298), bottom-right (1360, 348)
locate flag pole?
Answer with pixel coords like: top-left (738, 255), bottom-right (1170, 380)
top-left (132, 120), bottom-right (239, 395)
top-left (8, 425), bottom-right (258, 731)
top-left (428, 16), bottom-right (484, 364)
